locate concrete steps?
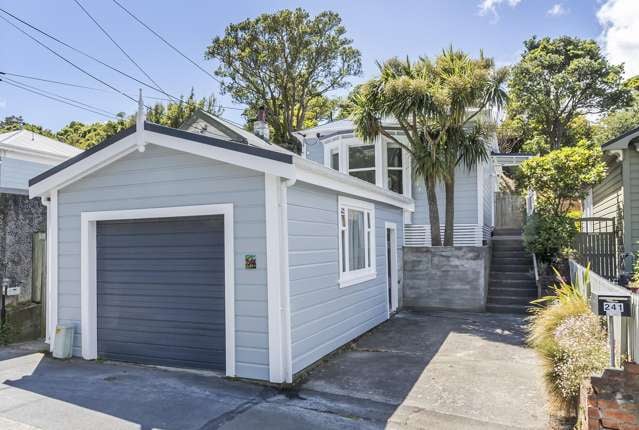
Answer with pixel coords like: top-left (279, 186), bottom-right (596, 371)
top-left (487, 232), bottom-right (537, 315)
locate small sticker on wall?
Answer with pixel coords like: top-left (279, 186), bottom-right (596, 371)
top-left (244, 255), bottom-right (257, 269)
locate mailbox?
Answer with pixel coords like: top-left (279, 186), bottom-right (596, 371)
top-left (591, 292), bottom-right (631, 317)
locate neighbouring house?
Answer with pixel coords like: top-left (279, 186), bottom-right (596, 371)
top-left (29, 106), bottom-right (412, 383)
top-left (582, 126), bottom-right (639, 279)
top-left (0, 129), bottom-right (81, 340)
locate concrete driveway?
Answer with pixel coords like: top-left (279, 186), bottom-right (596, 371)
top-left (0, 311), bottom-right (547, 429)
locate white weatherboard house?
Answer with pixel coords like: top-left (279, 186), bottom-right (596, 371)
top-left (30, 108), bottom-right (412, 383)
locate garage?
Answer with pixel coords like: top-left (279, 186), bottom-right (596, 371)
top-left (96, 215), bottom-right (226, 370)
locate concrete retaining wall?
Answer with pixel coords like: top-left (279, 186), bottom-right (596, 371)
top-left (403, 246), bottom-right (491, 312)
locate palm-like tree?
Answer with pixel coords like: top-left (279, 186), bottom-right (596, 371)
top-left (350, 49), bottom-right (507, 246)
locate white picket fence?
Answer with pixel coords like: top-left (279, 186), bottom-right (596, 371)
top-left (569, 259), bottom-right (639, 364)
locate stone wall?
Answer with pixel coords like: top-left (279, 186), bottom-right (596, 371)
top-left (578, 362), bottom-right (639, 430)
top-left (403, 246), bottom-right (491, 312)
top-left (0, 193), bottom-right (46, 304)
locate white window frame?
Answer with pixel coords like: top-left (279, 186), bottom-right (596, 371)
top-left (347, 142), bottom-right (377, 185)
top-left (385, 142), bottom-right (404, 194)
top-left (338, 196), bottom-right (376, 288)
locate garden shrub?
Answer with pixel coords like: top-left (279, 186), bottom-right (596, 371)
top-left (523, 210), bottom-right (579, 263)
top-left (528, 270), bottom-right (609, 414)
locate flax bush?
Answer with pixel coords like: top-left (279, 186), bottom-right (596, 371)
top-left (528, 270), bottom-right (609, 415)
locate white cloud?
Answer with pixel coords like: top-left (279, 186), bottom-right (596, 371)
top-left (598, 0), bottom-right (639, 77)
top-left (547, 3), bottom-right (568, 17)
top-left (478, 0), bottom-right (522, 20)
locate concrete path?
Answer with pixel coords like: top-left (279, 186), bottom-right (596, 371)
top-left (0, 311), bottom-right (547, 429)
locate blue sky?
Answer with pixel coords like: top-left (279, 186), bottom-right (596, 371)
top-left (0, 0), bottom-right (635, 131)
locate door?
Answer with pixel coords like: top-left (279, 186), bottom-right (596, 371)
top-left (494, 192), bottom-right (525, 230)
top-left (96, 215), bottom-right (225, 370)
top-left (385, 223), bottom-right (398, 313)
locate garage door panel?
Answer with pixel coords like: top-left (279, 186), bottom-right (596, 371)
top-left (98, 232), bottom-right (224, 248)
top-left (98, 294), bottom-right (225, 309)
top-left (97, 270), bottom-right (223, 285)
top-left (98, 342), bottom-right (225, 369)
top-left (98, 329), bottom-right (224, 350)
top-left (96, 215), bottom-right (226, 370)
top-left (98, 246), bottom-right (224, 259)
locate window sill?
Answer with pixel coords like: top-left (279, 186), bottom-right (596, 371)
top-left (339, 271), bottom-right (377, 288)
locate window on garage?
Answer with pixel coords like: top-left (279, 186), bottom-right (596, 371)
top-left (338, 197), bottom-right (376, 287)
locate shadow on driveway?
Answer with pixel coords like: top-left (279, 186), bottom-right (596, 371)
top-left (0, 311), bottom-right (547, 429)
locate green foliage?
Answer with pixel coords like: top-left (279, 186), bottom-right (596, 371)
top-left (591, 97), bottom-right (639, 148)
top-left (349, 50), bottom-right (507, 245)
top-left (523, 211), bottom-right (579, 263)
top-left (205, 8), bottom-right (362, 150)
top-left (528, 272), bottom-right (608, 413)
top-left (0, 321), bottom-right (14, 346)
top-left (0, 115), bottom-right (57, 139)
top-left (2, 91), bottom-right (220, 150)
top-left (517, 146), bottom-right (606, 215)
top-left (505, 36), bottom-right (630, 153)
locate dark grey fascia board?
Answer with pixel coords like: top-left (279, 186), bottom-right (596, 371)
top-left (29, 121), bottom-right (292, 187)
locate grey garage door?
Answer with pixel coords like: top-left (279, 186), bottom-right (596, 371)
top-left (96, 215), bottom-right (225, 370)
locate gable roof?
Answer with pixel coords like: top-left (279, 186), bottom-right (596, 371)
top-left (0, 129), bottom-right (82, 162)
top-left (28, 119), bottom-right (414, 210)
top-left (181, 110), bottom-right (294, 156)
top-left (601, 125), bottom-right (639, 150)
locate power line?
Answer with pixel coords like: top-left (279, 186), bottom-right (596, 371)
top-left (0, 13), bottom-right (144, 107)
top-left (111, 0), bottom-right (222, 85)
top-left (0, 71), bottom-right (107, 91)
top-left (72, 0), bottom-right (167, 96)
top-left (0, 79), bottom-right (119, 119)
top-left (0, 7), bottom-right (177, 101)
top-left (3, 76), bottom-right (117, 117)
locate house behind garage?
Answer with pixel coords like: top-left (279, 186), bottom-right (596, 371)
top-left (30, 110), bottom-right (412, 383)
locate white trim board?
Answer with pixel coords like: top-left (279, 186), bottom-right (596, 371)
top-left (79, 203), bottom-right (236, 377)
top-left (385, 222), bottom-right (399, 316)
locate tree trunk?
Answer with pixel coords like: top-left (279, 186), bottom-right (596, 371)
top-left (425, 175), bottom-right (442, 246)
top-left (444, 172), bottom-right (455, 246)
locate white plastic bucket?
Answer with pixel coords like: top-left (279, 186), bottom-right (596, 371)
top-left (52, 324), bottom-right (75, 359)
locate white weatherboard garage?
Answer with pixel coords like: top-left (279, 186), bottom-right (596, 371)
top-left (29, 112), bottom-right (413, 383)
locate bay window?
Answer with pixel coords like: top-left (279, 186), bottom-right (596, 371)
top-left (348, 145), bottom-right (376, 184)
top-left (338, 197), bottom-right (376, 287)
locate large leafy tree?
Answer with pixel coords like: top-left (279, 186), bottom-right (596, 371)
top-left (350, 50), bottom-right (506, 246)
top-left (205, 8), bottom-right (362, 151)
top-left (506, 36), bottom-right (630, 153)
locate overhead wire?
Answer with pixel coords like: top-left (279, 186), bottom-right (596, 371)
top-left (72, 0), bottom-right (168, 97)
top-left (111, 0), bottom-right (222, 85)
top-left (3, 76), bottom-right (117, 117)
top-left (0, 7), bottom-right (176, 102)
top-left (0, 71), bottom-right (107, 91)
top-left (0, 79), bottom-right (119, 119)
top-left (0, 12), bottom-right (146, 107)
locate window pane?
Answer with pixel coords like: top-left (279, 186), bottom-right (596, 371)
top-left (331, 151), bottom-right (339, 170)
top-left (387, 147), bottom-right (402, 168)
top-left (348, 209), bottom-right (366, 270)
top-left (350, 170), bottom-right (376, 184)
top-left (349, 145), bottom-right (375, 169)
top-left (388, 170), bottom-right (403, 193)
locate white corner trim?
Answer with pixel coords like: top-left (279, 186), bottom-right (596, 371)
top-left (265, 174), bottom-right (285, 383)
top-left (384, 222), bottom-right (399, 316)
top-left (79, 203), bottom-right (236, 376)
top-left (295, 158), bottom-right (414, 211)
top-left (44, 190), bottom-right (58, 349)
top-left (279, 179), bottom-right (293, 383)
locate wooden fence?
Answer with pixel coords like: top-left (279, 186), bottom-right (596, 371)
top-left (574, 217), bottom-right (619, 281)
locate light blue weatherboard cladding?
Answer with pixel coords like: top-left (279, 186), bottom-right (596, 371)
top-left (1, 157), bottom-right (51, 190)
top-left (412, 165), bottom-right (478, 225)
top-left (287, 181), bottom-right (404, 374)
top-left (56, 144), bottom-right (269, 380)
